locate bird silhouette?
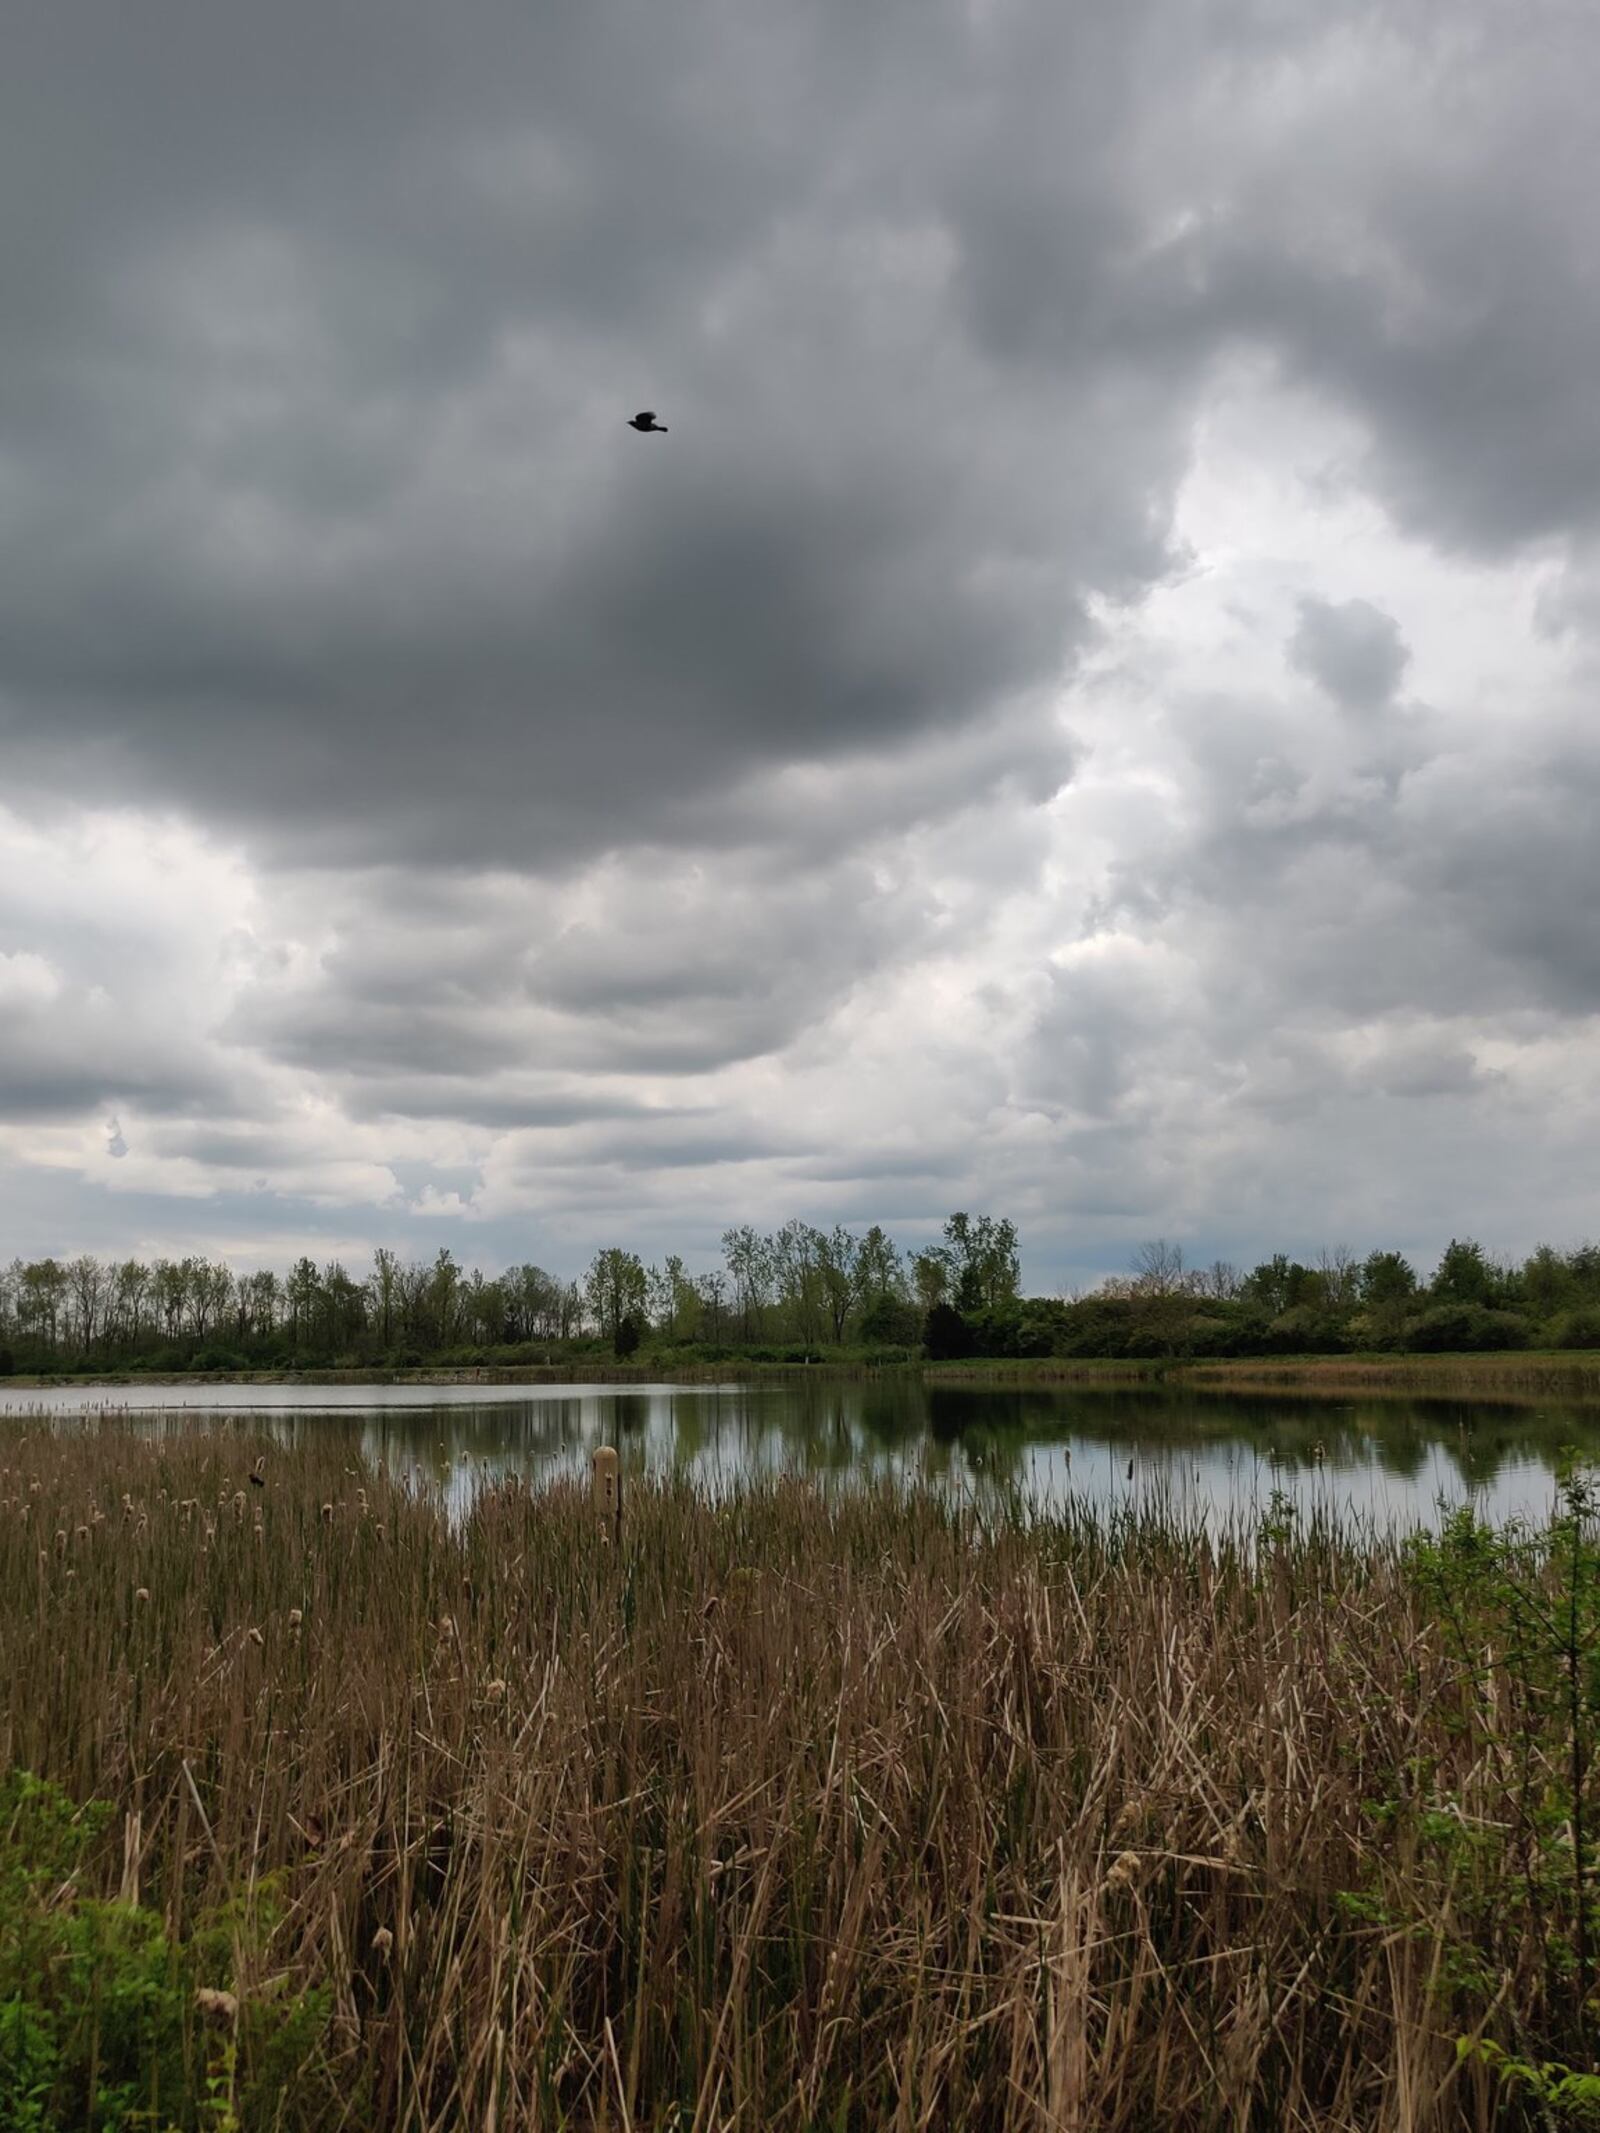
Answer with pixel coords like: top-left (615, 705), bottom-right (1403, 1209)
top-left (628, 410), bottom-right (668, 433)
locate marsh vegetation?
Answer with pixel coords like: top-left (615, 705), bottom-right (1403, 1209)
top-left (6, 1422), bottom-right (1600, 2127)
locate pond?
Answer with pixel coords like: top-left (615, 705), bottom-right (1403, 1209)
top-left (6, 1376), bottom-right (1600, 1531)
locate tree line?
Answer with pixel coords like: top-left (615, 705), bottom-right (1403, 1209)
top-left (0, 1214), bottom-right (1019, 1370)
top-left (1, 1219), bottom-right (1598, 1372)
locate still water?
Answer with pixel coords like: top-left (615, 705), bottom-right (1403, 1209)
top-left (3, 1377), bottom-right (1599, 1532)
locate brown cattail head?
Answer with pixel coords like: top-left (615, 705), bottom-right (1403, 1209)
top-left (1104, 1849), bottom-right (1144, 1894)
top-left (592, 1445), bottom-right (622, 1542)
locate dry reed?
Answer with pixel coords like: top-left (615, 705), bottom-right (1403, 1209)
top-left (0, 1421), bottom-right (1574, 2129)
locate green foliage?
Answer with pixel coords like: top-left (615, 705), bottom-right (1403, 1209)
top-left (1360, 1249), bottom-right (1419, 1307)
top-left (1553, 1308), bottom-right (1600, 1352)
top-left (1431, 1237), bottom-right (1497, 1306)
top-left (921, 1301), bottom-right (974, 1361)
top-left (1401, 1465), bottom-right (1600, 2052)
top-left (10, 1219), bottom-right (1600, 1372)
top-left (0, 1770), bottom-right (338, 2132)
top-left (1457, 2037), bottom-right (1600, 2125)
top-left (1402, 1304), bottom-right (1532, 1352)
top-left (613, 1312), bottom-right (643, 1359)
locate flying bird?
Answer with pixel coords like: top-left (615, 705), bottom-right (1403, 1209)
top-left (627, 410), bottom-right (668, 433)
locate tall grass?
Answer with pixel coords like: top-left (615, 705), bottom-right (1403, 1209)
top-left (0, 1421), bottom-right (1590, 2128)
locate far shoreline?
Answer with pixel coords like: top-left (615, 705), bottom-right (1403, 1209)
top-left (5, 1347), bottom-right (1600, 1404)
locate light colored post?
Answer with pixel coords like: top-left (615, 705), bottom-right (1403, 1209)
top-left (592, 1445), bottom-right (621, 1546)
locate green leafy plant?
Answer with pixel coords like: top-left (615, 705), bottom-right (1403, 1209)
top-left (1457, 2036), bottom-right (1600, 2126)
top-left (1402, 1462), bottom-right (1600, 2053)
top-left (0, 1770), bottom-right (338, 2131)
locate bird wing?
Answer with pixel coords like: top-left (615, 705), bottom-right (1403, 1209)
top-left (634, 411), bottom-right (656, 424)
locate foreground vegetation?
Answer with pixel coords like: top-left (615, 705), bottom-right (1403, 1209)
top-left (7, 1427), bottom-right (1600, 2125)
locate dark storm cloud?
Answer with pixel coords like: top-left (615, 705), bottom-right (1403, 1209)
top-left (0, 0), bottom-right (1221, 870)
top-left (340, 1081), bottom-right (665, 1132)
top-left (1287, 598), bottom-right (1410, 713)
top-left (7, 0), bottom-right (1596, 870)
top-left (8, 0), bottom-right (1600, 1273)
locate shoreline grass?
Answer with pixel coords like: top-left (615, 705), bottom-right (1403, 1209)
top-left (3, 1421), bottom-right (1599, 2126)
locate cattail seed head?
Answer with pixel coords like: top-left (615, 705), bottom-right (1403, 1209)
top-left (288, 1608), bottom-right (303, 1629)
top-left (1104, 1849), bottom-right (1143, 1894)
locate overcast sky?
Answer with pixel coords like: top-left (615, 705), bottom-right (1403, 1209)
top-left (4, 0), bottom-right (1599, 1290)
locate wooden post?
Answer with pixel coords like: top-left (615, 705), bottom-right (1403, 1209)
top-left (592, 1445), bottom-right (621, 1546)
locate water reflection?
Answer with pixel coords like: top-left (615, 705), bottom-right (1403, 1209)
top-left (4, 1378), bottom-right (1600, 1531)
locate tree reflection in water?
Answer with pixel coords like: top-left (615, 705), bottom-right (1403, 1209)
top-left (4, 1378), bottom-right (1598, 1531)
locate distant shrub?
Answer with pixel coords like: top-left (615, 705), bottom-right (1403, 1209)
top-left (858, 1294), bottom-right (922, 1346)
top-left (1185, 1310), bottom-right (1274, 1358)
top-left (189, 1347), bottom-right (247, 1373)
top-left (1402, 1305), bottom-right (1533, 1353)
top-left (1050, 1297), bottom-right (1135, 1358)
top-left (922, 1303), bottom-right (975, 1361)
top-left (1265, 1308), bottom-right (1351, 1355)
top-left (613, 1315), bottom-right (642, 1359)
top-left (1550, 1308), bottom-right (1600, 1352)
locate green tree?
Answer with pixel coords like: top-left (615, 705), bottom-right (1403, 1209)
top-left (911, 1248), bottom-right (950, 1314)
top-left (940, 1213), bottom-right (1020, 1313)
top-left (1432, 1237), bottom-right (1493, 1305)
top-left (1523, 1245), bottom-right (1577, 1319)
top-left (586, 1248), bottom-right (648, 1351)
top-left (372, 1247), bottom-right (399, 1345)
top-left (721, 1226), bottom-right (774, 1344)
top-left (814, 1226), bottom-right (867, 1344)
top-left (1359, 1250), bottom-right (1418, 1308)
top-left (286, 1257), bottom-right (322, 1350)
top-left (18, 1259), bottom-right (66, 1350)
top-left (646, 1255), bottom-right (701, 1343)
